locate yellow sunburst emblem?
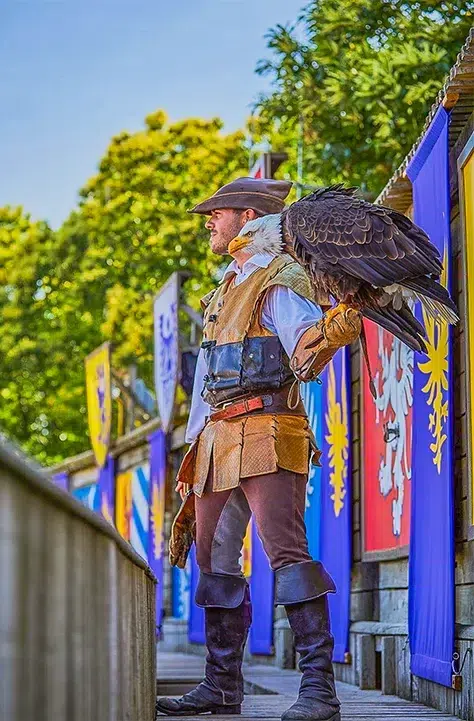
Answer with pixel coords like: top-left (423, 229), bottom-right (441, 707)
top-left (325, 359), bottom-right (349, 517)
top-left (417, 246), bottom-right (449, 473)
top-left (150, 481), bottom-right (165, 560)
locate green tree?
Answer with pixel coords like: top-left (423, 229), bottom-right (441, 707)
top-left (0, 207), bottom-right (59, 461)
top-left (255, 0), bottom-right (473, 193)
top-left (2, 113), bottom-right (247, 464)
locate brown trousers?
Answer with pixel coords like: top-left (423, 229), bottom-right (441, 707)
top-left (195, 465), bottom-right (313, 575)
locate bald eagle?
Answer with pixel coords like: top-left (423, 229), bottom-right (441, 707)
top-left (228, 185), bottom-right (458, 356)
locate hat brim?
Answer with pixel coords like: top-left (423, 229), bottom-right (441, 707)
top-left (188, 192), bottom-right (287, 216)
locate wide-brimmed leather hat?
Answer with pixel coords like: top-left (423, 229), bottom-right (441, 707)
top-left (188, 176), bottom-right (292, 216)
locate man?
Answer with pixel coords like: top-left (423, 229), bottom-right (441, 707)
top-left (156, 177), bottom-right (360, 721)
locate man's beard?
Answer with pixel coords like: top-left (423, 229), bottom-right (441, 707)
top-left (212, 215), bottom-right (245, 255)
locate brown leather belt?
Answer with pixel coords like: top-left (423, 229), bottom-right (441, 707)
top-left (209, 385), bottom-right (306, 422)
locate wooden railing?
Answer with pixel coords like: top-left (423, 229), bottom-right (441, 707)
top-left (1, 438), bottom-right (157, 721)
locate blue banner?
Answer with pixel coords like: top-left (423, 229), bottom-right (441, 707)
top-left (301, 381), bottom-right (324, 559)
top-left (131, 463), bottom-right (151, 560)
top-left (172, 560), bottom-right (192, 619)
top-left (188, 545), bottom-right (205, 644)
top-left (320, 348), bottom-right (351, 662)
top-left (148, 429), bottom-right (167, 636)
top-left (72, 483), bottom-right (98, 510)
top-left (249, 522), bottom-right (274, 655)
top-left (95, 454), bottom-right (115, 525)
top-left (407, 106), bottom-right (454, 687)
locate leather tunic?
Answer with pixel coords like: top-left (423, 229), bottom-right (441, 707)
top-left (200, 254), bottom-right (313, 406)
top-left (185, 255), bottom-right (321, 496)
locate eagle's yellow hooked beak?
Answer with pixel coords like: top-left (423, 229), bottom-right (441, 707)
top-left (228, 235), bottom-right (250, 254)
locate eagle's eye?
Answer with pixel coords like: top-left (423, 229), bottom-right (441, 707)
top-left (246, 231), bottom-right (254, 238)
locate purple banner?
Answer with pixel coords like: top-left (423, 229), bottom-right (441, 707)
top-left (407, 107), bottom-right (454, 687)
top-left (320, 348), bottom-right (351, 662)
top-left (148, 428), bottom-right (167, 636)
top-left (188, 546), bottom-right (205, 644)
top-left (249, 522), bottom-right (274, 655)
top-left (95, 454), bottom-right (115, 524)
top-left (52, 471), bottom-right (68, 491)
top-left (301, 381), bottom-right (324, 560)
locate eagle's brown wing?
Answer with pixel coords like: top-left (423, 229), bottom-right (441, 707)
top-left (283, 184), bottom-right (442, 287)
top-left (283, 185), bottom-right (458, 356)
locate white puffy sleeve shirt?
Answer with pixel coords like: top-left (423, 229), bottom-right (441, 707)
top-left (185, 255), bottom-right (322, 444)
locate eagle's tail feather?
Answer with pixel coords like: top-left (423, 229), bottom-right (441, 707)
top-left (415, 294), bottom-right (459, 325)
top-left (362, 302), bottom-right (428, 355)
top-left (401, 276), bottom-right (459, 325)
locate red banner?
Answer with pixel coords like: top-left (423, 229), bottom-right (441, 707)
top-left (362, 320), bottom-right (413, 554)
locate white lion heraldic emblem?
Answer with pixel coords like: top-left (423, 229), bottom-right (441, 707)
top-left (373, 327), bottom-right (414, 536)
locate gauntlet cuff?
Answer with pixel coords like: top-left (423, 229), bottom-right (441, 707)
top-left (290, 304), bottom-right (361, 382)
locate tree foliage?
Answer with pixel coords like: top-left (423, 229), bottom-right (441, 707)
top-left (1, 113), bottom-right (247, 463)
top-left (255, 0), bottom-right (473, 193)
top-left (0, 207), bottom-right (64, 461)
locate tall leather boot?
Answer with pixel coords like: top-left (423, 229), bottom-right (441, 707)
top-left (156, 573), bottom-right (251, 717)
top-left (275, 561), bottom-right (340, 721)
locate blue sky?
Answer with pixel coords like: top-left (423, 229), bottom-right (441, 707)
top-left (0, 1), bottom-right (305, 228)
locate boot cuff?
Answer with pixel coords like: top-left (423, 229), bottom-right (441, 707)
top-left (274, 561), bottom-right (336, 605)
top-left (195, 572), bottom-right (248, 608)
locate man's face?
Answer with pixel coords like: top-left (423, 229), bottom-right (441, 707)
top-left (205, 208), bottom-right (248, 255)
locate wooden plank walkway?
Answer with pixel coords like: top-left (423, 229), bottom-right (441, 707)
top-left (156, 652), bottom-right (459, 720)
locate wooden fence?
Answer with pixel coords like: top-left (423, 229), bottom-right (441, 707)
top-left (1, 438), bottom-right (157, 721)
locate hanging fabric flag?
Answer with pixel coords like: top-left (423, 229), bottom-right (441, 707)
top-left (154, 274), bottom-right (179, 433)
top-left (95, 455), bottom-right (115, 524)
top-left (115, 470), bottom-right (132, 540)
top-left (188, 546), bottom-right (205, 644)
top-left (320, 348), bottom-right (352, 662)
top-left (172, 561), bottom-right (191, 620)
top-left (301, 381), bottom-right (324, 559)
top-left (52, 471), bottom-right (68, 492)
top-left (406, 106), bottom-right (454, 688)
top-left (131, 462), bottom-right (151, 560)
top-left (148, 429), bottom-right (167, 635)
top-left (361, 320), bottom-right (413, 556)
top-left (72, 483), bottom-right (98, 511)
top-left (460, 135), bottom-right (474, 528)
top-left (249, 520), bottom-right (274, 655)
top-left (85, 342), bottom-right (112, 469)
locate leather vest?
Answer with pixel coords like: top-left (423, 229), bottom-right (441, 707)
top-left (199, 254), bottom-right (314, 407)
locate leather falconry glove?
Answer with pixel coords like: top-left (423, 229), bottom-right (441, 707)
top-left (169, 489), bottom-right (196, 569)
top-left (290, 303), bottom-right (362, 383)
top-left (169, 439), bottom-right (198, 569)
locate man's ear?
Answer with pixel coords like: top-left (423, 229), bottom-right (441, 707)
top-left (243, 208), bottom-right (258, 222)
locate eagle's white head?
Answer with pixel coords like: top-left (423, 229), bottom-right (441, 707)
top-left (227, 213), bottom-right (284, 257)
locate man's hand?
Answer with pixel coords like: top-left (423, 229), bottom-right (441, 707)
top-left (175, 481), bottom-right (188, 500)
top-left (174, 439), bottom-right (198, 500)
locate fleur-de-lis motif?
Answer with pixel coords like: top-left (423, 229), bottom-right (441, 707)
top-left (325, 359), bottom-right (348, 517)
top-left (417, 246), bottom-right (449, 473)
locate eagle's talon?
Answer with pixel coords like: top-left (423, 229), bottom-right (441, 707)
top-left (325, 302), bottom-right (357, 322)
